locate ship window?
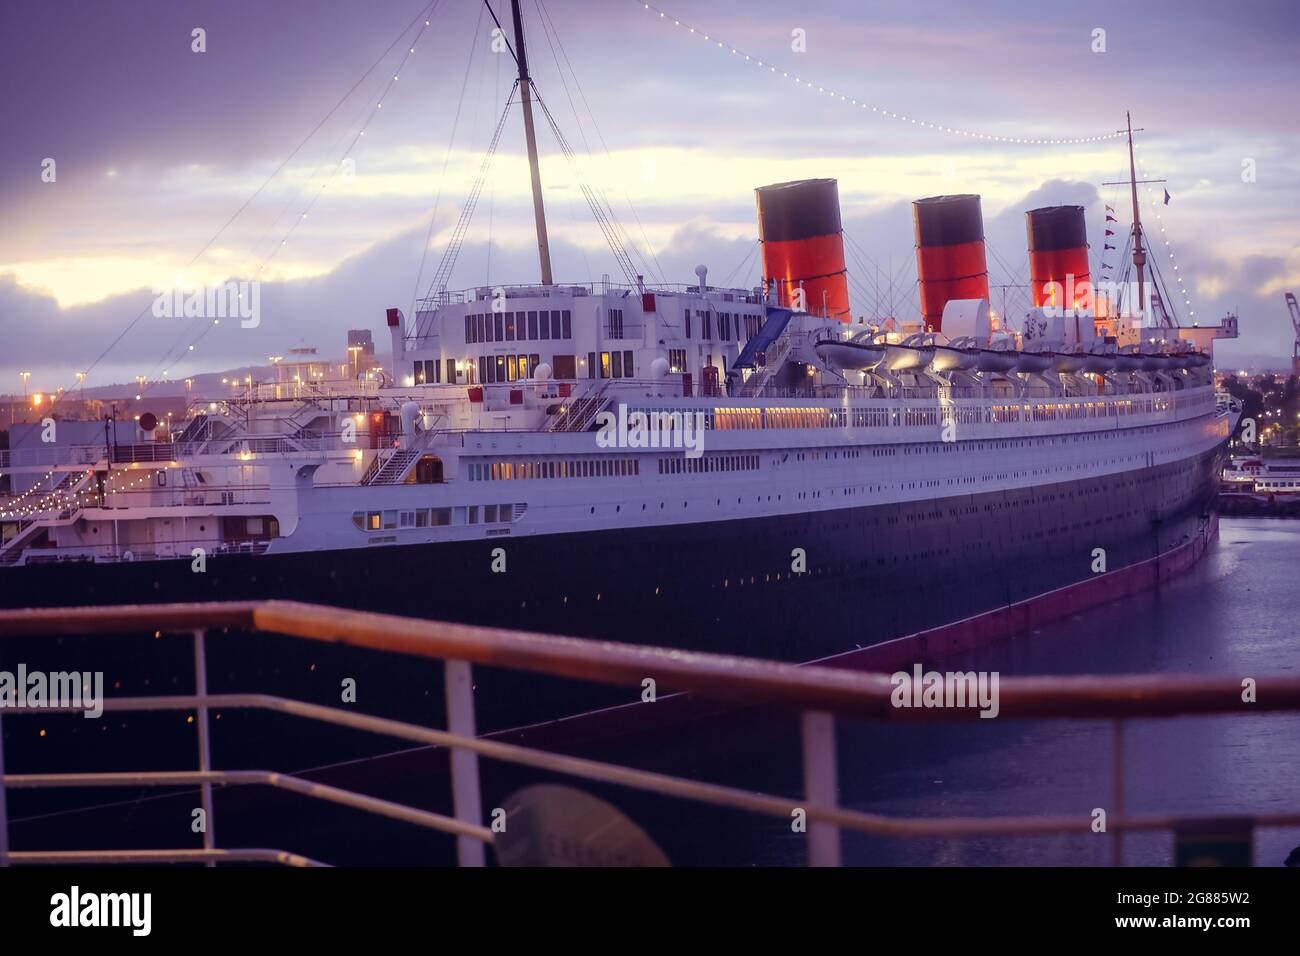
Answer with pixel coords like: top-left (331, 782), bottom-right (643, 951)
top-left (433, 508), bottom-right (451, 526)
top-left (588, 352), bottom-right (597, 378)
top-left (507, 356), bottom-right (518, 382)
top-left (539, 310), bottom-right (551, 339)
top-left (399, 510), bottom-right (415, 528)
top-left (562, 310), bottom-right (572, 338)
top-left (352, 512), bottom-right (365, 530)
top-left (624, 351), bottom-right (634, 377)
top-left (528, 311), bottom-right (538, 339)
top-left (505, 312), bottom-right (516, 341)
top-left (465, 314), bottom-right (472, 342)
top-left (368, 512), bottom-right (381, 530)
top-left (468, 506), bottom-right (479, 524)
top-left (685, 312), bottom-right (692, 338)
top-left (703, 312), bottom-right (713, 339)
top-left (494, 314), bottom-right (504, 340)
top-left (382, 510), bottom-right (397, 530)
top-left (669, 349), bottom-right (687, 373)
top-left (484, 504), bottom-right (498, 523)
top-left (495, 355), bottom-right (506, 381)
top-left (600, 352), bottom-right (611, 378)
top-left (611, 351), bottom-right (623, 378)
top-left (414, 362), bottom-right (426, 385)
top-left (552, 354), bottom-right (575, 378)
top-left (530, 354), bottom-right (540, 378)
top-left (447, 359), bottom-right (456, 383)
top-left (415, 510), bottom-right (429, 528)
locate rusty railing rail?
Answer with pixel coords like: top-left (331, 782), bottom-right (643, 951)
top-left (2, 600), bottom-right (1299, 867)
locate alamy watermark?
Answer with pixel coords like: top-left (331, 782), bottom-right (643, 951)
top-left (152, 280), bottom-right (261, 328)
top-left (595, 403), bottom-right (706, 458)
top-left (890, 663), bottom-right (1000, 718)
top-left (0, 664), bottom-right (104, 718)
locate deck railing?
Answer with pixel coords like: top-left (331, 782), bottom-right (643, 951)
top-left (2, 600), bottom-right (1299, 867)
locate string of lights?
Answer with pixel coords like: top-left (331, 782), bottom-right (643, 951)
top-left (1133, 143), bottom-right (1196, 321)
top-left (15, 1), bottom-right (443, 408)
top-left (144, 12), bottom-right (443, 391)
top-left (0, 467), bottom-right (170, 520)
top-left (635, 2), bottom-right (1125, 146)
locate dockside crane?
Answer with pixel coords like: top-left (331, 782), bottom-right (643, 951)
top-left (1287, 292), bottom-right (1300, 375)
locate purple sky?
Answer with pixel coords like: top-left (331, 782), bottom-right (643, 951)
top-left (2, 0), bottom-right (1298, 390)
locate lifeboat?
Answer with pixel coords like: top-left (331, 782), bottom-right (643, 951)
top-left (1113, 348), bottom-right (1144, 373)
top-left (814, 336), bottom-right (886, 371)
top-left (881, 333), bottom-right (935, 372)
top-left (1139, 352), bottom-right (1168, 372)
top-left (967, 344), bottom-right (1019, 373)
top-left (1080, 346), bottom-right (1117, 374)
top-left (931, 336), bottom-right (980, 372)
top-left (1050, 350), bottom-right (1087, 374)
top-left (1013, 350), bottom-right (1054, 374)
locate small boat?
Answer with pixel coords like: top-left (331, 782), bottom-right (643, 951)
top-left (931, 342), bottom-right (977, 372)
top-left (1014, 350), bottom-right (1054, 374)
top-left (967, 345), bottom-right (1019, 373)
top-left (814, 337), bottom-right (886, 371)
top-left (1080, 347), bottom-right (1117, 374)
top-left (1050, 350), bottom-right (1087, 374)
top-left (881, 333), bottom-right (935, 372)
top-left (1113, 349), bottom-right (1144, 373)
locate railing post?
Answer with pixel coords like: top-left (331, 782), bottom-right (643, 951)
top-left (801, 709), bottom-right (841, 867)
top-left (193, 629), bottom-right (216, 864)
top-left (1112, 718), bottom-right (1125, 867)
top-left (444, 660), bottom-right (485, 867)
top-left (0, 709), bottom-right (9, 866)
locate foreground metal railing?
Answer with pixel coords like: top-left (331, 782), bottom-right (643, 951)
top-left (2, 601), bottom-right (1300, 867)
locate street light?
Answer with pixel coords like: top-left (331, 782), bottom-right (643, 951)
top-left (19, 371), bottom-right (31, 398)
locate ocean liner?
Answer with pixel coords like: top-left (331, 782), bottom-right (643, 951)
top-left (0, 6), bottom-right (1239, 730)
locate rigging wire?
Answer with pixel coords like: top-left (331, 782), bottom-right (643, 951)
top-left (425, 84), bottom-right (521, 297)
top-left (152, 66), bottom-right (400, 383)
top-left (75, 0), bottom-right (441, 395)
top-left (410, 2), bottom-right (489, 319)
top-left (531, 85), bottom-right (640, 284)
top-left (148, 10), bottom-right (440, 386)
top-left (1134, 144), bottom-right (1196, 321)
top-left (533, 0), bottom-right (668, 287)
top-left (719, 241), bottom-right (759, 289)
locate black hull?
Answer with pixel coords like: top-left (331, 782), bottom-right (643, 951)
top-left (0, 446), bottom-right (1225, 858)
top-left (2, 446), bottom-right (1221, 730)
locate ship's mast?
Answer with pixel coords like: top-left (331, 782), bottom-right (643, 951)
top-left (1104, 114), bottom-right (1166, 322)
top-left (1124, 111), bottom-right (1145, 320)
top-left (510, 0), bottom-right (553, 285)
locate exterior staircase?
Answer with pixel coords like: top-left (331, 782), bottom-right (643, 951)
top-left (363, 448), bottom-right (420, 485)
top-left (548, 381), bottom-right (612, 432)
